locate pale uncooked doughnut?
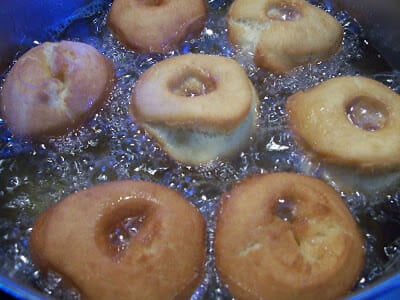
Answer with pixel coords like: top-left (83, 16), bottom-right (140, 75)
top-left (0, 41), bottom-right (115, 140)
top-left (227, 0), bottom-right (343, 72)
top-left (130, 54), bottom-right (259, 165)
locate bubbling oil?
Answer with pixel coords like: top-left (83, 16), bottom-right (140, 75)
top-left (0, 0), bottom-right (400, 299)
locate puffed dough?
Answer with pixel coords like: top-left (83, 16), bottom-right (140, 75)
top-left (130, 54), bottom-right (259, 165)
top-left (215, 172), bottom-right (365, 300)
top-left (29, 181), bottom-right (206, 300)
top-left (286, 76), bottom-right (400, 172)
top-left (108, 0), bottom-right (207, 53)
top-left (0, 41), bottom-right (115, 140)
top-left (227, 0), bottom-right (343, 72)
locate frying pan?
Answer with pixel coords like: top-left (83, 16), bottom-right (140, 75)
top-left (0, 0), bottom-right (399, 299)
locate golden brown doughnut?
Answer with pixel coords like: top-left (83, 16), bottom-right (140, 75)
top-left (215, 172), bottom-right (365, 300)
top-left (108, 0), bottom-right (207, 53)
top-left (130, 54), bottom-right (259, 165)
top-left (286, 76), bottom-right (400, 172)
top-left (0, 41), bottom-right (115, 140)
top-left (29, 181), bottom-right (206, 300)
top-left (227, 0), bottom-right (343, 73)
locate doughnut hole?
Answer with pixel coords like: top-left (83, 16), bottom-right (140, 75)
top-left (272, 194), bottom-right (337, 254)
top-left (169, 70), bottom-right (217, 97)
top-left (346, 96), bottom-right (389, 131)
top-left (51, 54), bottom-right (70, 85)
top-left (272, 196), bottom-right (304, 247)
top-left (95, 200), bottom-right (155, 261)
top-left (273, 197), bottom-right (297, 222)
top-left (266, 2), bottom-right (302, 21)
top-left (33, 57), bottom-right (69, 107)
top-left (53, 68), bottom-right (66, 84)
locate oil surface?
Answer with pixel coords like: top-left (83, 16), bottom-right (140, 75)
top-left (0, 0), bottom-right (400, 299)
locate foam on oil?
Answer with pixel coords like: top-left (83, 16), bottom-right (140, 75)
top-left (0, 0), bottom-right (400, 298)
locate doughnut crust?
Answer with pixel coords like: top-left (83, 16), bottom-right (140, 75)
top-left (0, 41), bottom-right (115, 140)
top-left (286, 76), bottom-right (400, 172)
top-left (108, 0), bottom-right (207, 53)
top-left (215, 173), bottom-right (364, 300)
top-left (29, 181), bottom-right (206, 300)
top-left (130, 54), bottom-right (259, 165)
top-left (227, 0), bottom-right (343, 73)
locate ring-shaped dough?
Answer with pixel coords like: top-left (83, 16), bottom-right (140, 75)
top-left (29, 181), bottom-right (206, 300)
top-left (227, 0), bottom-right (343, 73)
top-left (130, 54), bottom-right (259, 165)
top-left (0, 41), bottom-right (115, 140)
top-left (286, 76), bottom-right (400, 171)
top-left (108, 0), bottom-right (207, 53)
top-left (215, 172), bottom-right (364, 300)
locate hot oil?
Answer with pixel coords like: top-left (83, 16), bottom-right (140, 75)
top-left (0, 0), bottom-right (399, 298)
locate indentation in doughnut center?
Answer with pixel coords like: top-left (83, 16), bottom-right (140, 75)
top-left (274, 198), bottom-right (296, 222)
top-left (54, 69), bottom-right (66, 83)
top-left (267, 3), bottom-right (301, 21)
top-left (96, 202), bottom-right (151, 260)
top-left (108, 215), bottom-right (146, 255)
top-left (346, 96), bottom-right (388, 131)
top-left (141, 0), bottom-right (164, 6)
top-left (170, 71), bottom-right (216, 97)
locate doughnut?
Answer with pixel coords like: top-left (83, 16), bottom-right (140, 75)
top-left (29, 181), bottom-right (206, 300)
top-left (286, 76), bottom-right (400, 172)
top-left (0, 41), bottom-right (115, 140)
top-left (215, 172), bottom-right (365, 300)
top-left (107, 0), bottom-right (207, 53)
top-left (130, 54), bottom-right (259, 165)
top-left (227, 0), bottom-right (343, 73)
